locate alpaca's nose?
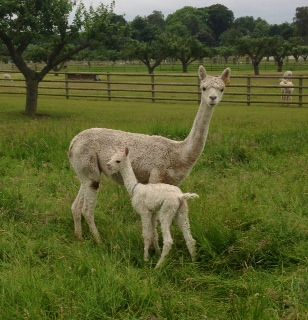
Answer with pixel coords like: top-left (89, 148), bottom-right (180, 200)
top-left (210, 95), bottom-right (217, 101)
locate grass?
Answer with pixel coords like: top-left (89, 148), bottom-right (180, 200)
top-left (0, 96), bottom-right (308, 319)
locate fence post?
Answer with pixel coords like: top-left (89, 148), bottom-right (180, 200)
top-left (197, 75), bottom-right (200, 104)
top-left (151, 73), bottom-right (155, 102)
top-left (246, 75), bottom-right (251, 106)
top-left (107, 72), bottom-right (111, 101)
top-left (298, 76), bottom-right (303, 107)
top-left (65, 73), bottom-right (69, 99)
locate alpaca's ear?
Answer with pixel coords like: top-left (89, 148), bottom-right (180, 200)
top-left (221, 67), bottom-right (231, 85)
top-left (125, 147), bottom-right (129, 156)
top-left (198, 65), bottom-right (207, 81)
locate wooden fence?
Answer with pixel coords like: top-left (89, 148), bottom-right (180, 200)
top-left (0, 71), bottom-right (307, 107)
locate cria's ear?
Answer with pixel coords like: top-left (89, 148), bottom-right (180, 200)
top-left (221, 67), bottom-right (231, 85)
top-left (198, 65), bottom-right (207, 81)
top-left (125, 147), bottom-right (129, 156)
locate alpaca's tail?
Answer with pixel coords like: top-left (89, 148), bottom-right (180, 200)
top-left (181, 193), bottom-right (199, 201)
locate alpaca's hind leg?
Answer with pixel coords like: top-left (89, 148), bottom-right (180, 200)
top-left (152, 215), bottom-right (161, 255)
top-left (71, 185), bottom-right (85, 240)
top-left (140, 212), bottom-right (154, 262)
top-left (175, 200), bottom-right (196, 261)
top-left (82, 181), bottom-right (102, 244)
top-left (155, 204), bottom-right (177, 269)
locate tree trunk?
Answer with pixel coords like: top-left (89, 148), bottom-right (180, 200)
top-left (181, 61), bottom-right (188, 73)
top-left (277, 60), bottom-right (283, 72)
top-left (25, 78), bottom-right (39, 116)
top-left (253, 62), bottom-right (260, 75)
top-left (147, 65), bottom-right (155, 74)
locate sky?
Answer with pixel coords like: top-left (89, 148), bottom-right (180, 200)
top-left (83, 0), bottom-right (307, 24)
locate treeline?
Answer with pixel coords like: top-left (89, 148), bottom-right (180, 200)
top-left (73, 5), bottom-right (308, 75)
top-left (0, 1), bottom-right (307, 116)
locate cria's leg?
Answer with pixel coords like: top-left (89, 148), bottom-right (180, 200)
top-left (152, 215), bottom-right (161, 255)
top-left (71, 185), bottom-right (85, 240)
top-left (175, 200), bottom-right (196, 261)
top-left (140, 212), bottom-right (154, 262)
top-left (82, 181), bottom-right (101, 244)
top-left (155, 203), bottom-right (177, 269)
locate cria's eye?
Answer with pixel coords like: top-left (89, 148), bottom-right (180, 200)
top-left (202, 87), bottom-right (206, 91)
top-left (221, 88), bottom-right (224, 92)
top-left (116, 160), bottom-right (121, 163)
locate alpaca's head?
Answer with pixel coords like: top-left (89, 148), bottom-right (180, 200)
top-left (199, 65), bottom-right (231, 107)
top-left (106, 147), bottom-right (130, 174)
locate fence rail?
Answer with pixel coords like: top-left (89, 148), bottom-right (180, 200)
top-left (0, 70), bottom-right (307, 107)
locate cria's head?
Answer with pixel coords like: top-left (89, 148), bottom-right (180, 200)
top-left (199, 65), bottom-right (231, 108)
top-left (106, 147), bottom-right (129, 174)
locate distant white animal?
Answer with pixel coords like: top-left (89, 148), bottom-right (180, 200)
top-left (3, 73), bottom-right (12, 80)
top-left (107, 147), bottom-right (198, 269)
top-left (279, 71), bottom-right (294, 104)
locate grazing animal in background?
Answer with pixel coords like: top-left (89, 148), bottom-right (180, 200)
top-left (3, 73), bottom-right (12, 80)
top-left (107, 147), bottom-right (198, 268)
top-left (68, 65), bottom-right (231, 243)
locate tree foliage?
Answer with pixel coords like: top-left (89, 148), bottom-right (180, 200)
top-left (268, 36), bottom-right (291, 71)
top-left (236, 36), bottom-right (272, 75)
top-left (294, 7), bottom-right (308, 44)
top-left (0, 0), bottom-right (118, 115)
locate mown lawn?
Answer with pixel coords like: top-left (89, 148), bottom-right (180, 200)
top-left (0, 96), bottom-right (307, 319)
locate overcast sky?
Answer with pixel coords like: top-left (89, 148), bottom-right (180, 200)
top-left (83, 0), bottom-right (307, 24)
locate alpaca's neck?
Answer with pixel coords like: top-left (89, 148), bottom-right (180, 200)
top-left (120, 160), bottom-right (138, 197)
top-left (182, 100), bottom-right (214, 161)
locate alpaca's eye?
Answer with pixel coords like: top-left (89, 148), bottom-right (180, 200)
top-left (221, 88), bottom-right (224, 92)
top-left (202, 87), bottom-right (206, 91)
top-left (116, 160), bottom-right (121, 163)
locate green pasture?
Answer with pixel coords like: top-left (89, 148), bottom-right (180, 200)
top-left (0, 96), bottom-right (308, 319)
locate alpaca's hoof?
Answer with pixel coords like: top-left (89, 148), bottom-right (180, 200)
top-left (94, 237), bottom-right (102, 245)
top-left (75, 233), bottom-right (83, 241)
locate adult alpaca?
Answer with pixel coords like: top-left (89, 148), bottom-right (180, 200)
top-left (69, 66), bottom-right (231, 243)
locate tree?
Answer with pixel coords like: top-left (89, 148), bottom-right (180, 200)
top-left (218, 46), bottom-right (235, 64)
top-left (0, 0), bottom-right (118, 116)
top-left (0, 41), bottom-right (9, 63)
top-left (125, 35), bottom-right (171, 74)
top-left (236, 37), bottom-right (271, 75)
top-left (269, 36), bottom-right (291, 72)
top-left (166, 7), bottom-right (215, 46)
top-left (301, 46), bottom-right (308, 61)
top-left (205, 4), bottom-right (234, 43)
top-left (127, 11), bottom-right (170, 74)
top-left (289, 37), bottom-right (304, 62)
top-left (170, 35), bottom-right (207, 72)
top-left (165, 16), bottom-right (208, 72)
top-left (294, 7), bottom-right (308, 44)
top-left (233, 16), bottom-right (269, 37)
top-left (269, 23), bottom-right (295, 40)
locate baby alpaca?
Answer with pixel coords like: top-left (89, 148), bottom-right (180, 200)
top-left (107, 148), bottom-right (198, 269)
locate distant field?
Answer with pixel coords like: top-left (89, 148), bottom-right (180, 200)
top-left (0, 96), bottom-right (307, 319)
